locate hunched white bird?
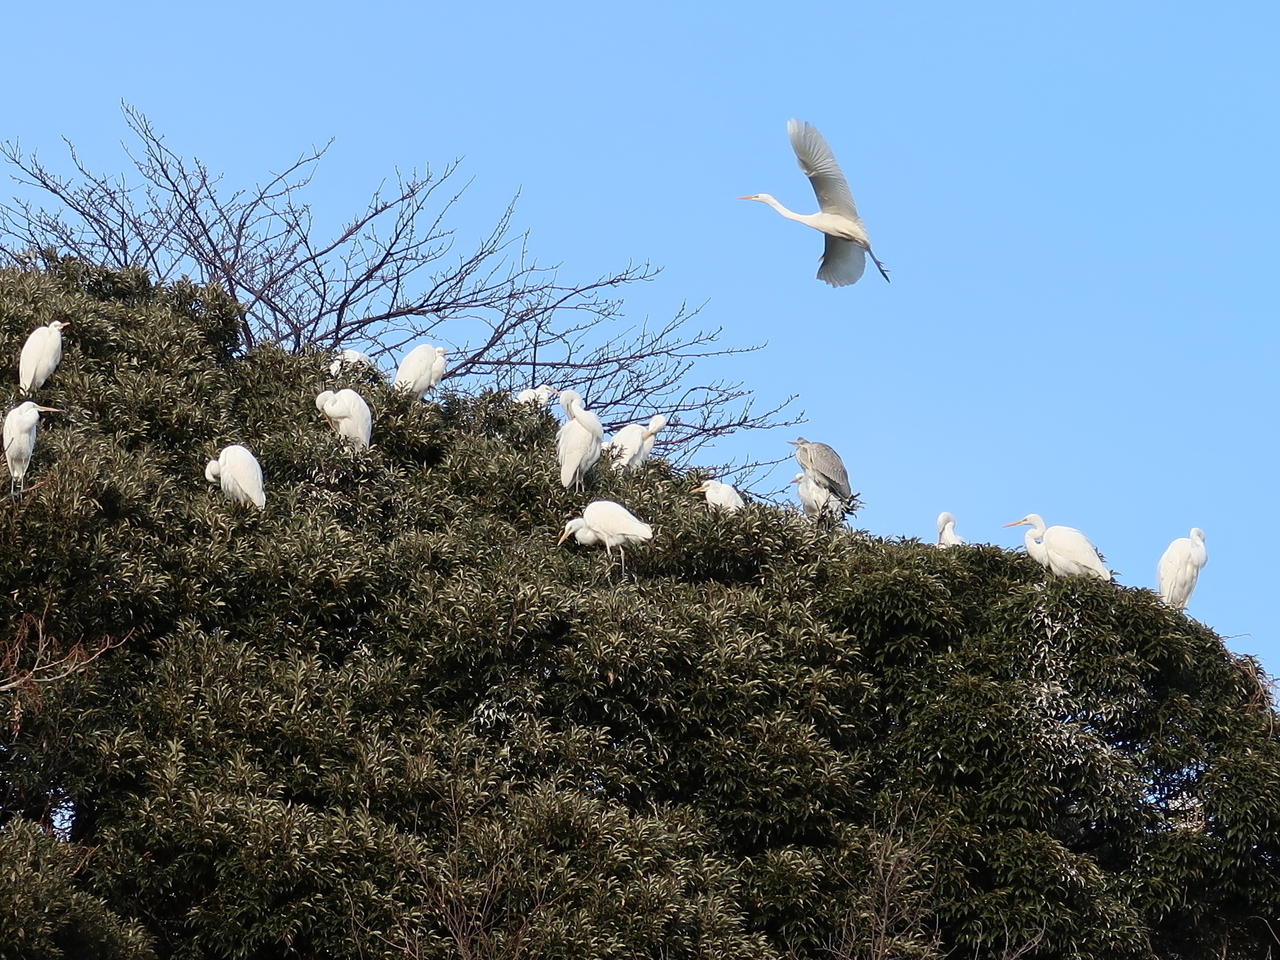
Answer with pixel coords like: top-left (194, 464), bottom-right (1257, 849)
top-left (558, 500), bottom-right (653, 574)
top-left (19, 320), bottom-right (70, 393)
top-left (1157, 528), bottom-right (1207, 610)
top-left (329, 348), bottom-right (375, 377)
top-left (790, 472), bottom-right (840, 522)
top-left (556, 390), bottom-right (604, 490)
top-left (516, 384), bottom-right (558, 405)
top-left (394, 345), bottom-right (447, 399)
top-left (605, 414), bottom-right (668, 471)
top-left (1004, 514), bottom-right (1110, 580)
top-left (739, 120), bottom-right (889, 287)
top-left (3, 401), bottom-right (60, 496)
top-left (315, 389), bottom-right (373, 450)
top-left (205, 444), bottom-right (266, 510)
top-left (692, 479), bottom-right (744, 512)
top-left (936, 512), bottom-right (964, 547)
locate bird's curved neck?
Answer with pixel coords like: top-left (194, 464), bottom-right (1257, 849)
top-left (763, 196), bottom-right (806, 223)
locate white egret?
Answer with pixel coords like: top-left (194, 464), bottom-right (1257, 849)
top-left (393, 344), bottom-right (447, 399)
top-left (790, 472), bottom-right (840, 522)
top-left (205, 444), bottom-right (266, 510)
top-left (315, 389), bottom-right (373, 450)
top-left (605, 414), bottom-right (668, 471)
top-left (556, 390), bottom-right (603, 490)
top-left (1157, 528), bottom-right (1207, 610)
top-left (18, 320), bottom-right (70, 393)
top-left (739, 120), bottom-right (889, 287)
top-left (1003, 515), bottom-right (1110, 580)
top-left (329, 348), bottom-right (375, 377)
top-left (790, 437), bottom-right (852, 502)
top-left (3, 401), bottom-right (60, 496)
top-left (936, 512), bottom-right (964, 547)
top-left (692, 479), bottom-right (744, 512)
top-left (516, 384), bottom-right (558, 405)
top-left (558, 499), bottom-right (653, 574)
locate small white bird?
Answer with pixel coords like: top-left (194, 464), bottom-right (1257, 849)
top-left (18, 320), bottom-right (70, 393)
top-left (558, 500), bottom-right (653, 574)
top-left (790, 472), bottom-right (840, 522)
top-left (605, 414), bottom-right (668, 471)
top-left (1157, 528), bottom-right (1207, 610)
top-left (3, 401), bottom-right (60, 496)
top-left (556, 390), bottom-right (604, 490)
top-left (205, 444), bottom-right (266, 510)
top-left (393, 344), bottom-right (447, 399)
top-left (315, 389), bottom-right (373, 450)
top-left (936, 512), bottom-right (964, 547)
top-left (329, 348), bottom-right (375, 377)
top-left (516, 384), bottom-right (558, 405)
top-left (692, 479), bottom-right (744, 512)
top-left (739, 120), bottom-right (889, 287)
top-left (1003, 514), bottom-right (1110, 580)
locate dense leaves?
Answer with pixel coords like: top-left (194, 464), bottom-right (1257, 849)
top-left (1, 262), bottom-right (1278, 959)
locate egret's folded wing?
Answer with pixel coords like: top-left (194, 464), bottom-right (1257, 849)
top-left (818, 236), bottom-right (866, 287)
top-left (788, 119), bottom-right (859, 219)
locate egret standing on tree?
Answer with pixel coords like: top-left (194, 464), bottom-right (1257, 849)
top-left (556, 390), bottom-right (604, 490)
top-left (936, 512), bottom-right (964, 547)
top-left (394, 344), bottom-right (447, 399)
top-left (1004, 514), bottom-right (1110, 580)
top-left (18, 319), bottom-right (70, 393)
top-left (605, 414), bottom-right (668, 471)
top-left (329, 348), bottom-right (375, 377)
top-left (692, 479), bottom-right (744, 512)
top-left (516, 384), bottom-right (558, 405)
top-left (790, 472), bottom-right (840, 522)
top-left (316, 389), bottom-right (373, 450)
top-left (558, 500), bottom-right (653, 575)
top-left (205, 444), bottom-right (266, 510)
top-left (739, 120), bottom-right (890, 287)
top-left (3, 401), bottom-right (60, 496)
top-left (1157, 528), bottom-right (1207, 610)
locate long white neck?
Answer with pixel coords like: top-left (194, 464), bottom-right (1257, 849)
top-left (761, 195), bottom-right (809, 224)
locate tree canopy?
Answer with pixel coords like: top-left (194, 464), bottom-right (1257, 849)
top-left (1, 261), bottom-right (1278, 960)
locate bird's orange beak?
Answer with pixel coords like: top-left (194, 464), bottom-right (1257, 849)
top-left (557, 528), bottom-right (572, 545)
top-left (691, 483), bottom-right (707, 493)
top-left (1001, 521), bottom-right (1023, 528)
top-left (35, 406), bottom-right (61, 413)
top-left (736, 195), bottom-right (754, 201)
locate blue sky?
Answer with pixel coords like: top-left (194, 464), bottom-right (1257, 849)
top-left (3, 1), bottom-right (1276, 670)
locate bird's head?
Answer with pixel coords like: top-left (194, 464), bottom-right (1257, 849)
top-left (737, 193), bottom-right (774, 204)
top-left (558, 518), bottom-right (587, 545)
top-left (49, 320), bottom-right (70, 331)
top-left (315, 391), bottom-right (336, 412)
top-left (788, 437), bottom-right (808, 447)
top-left (1003, 515), bottom-right (1041, 529)
top-left (691, 482), bottom-right (710, 495)
top-left (204, 459), bottom-right (222, 483)
top-left (788, 473), bottom-right (804, 485)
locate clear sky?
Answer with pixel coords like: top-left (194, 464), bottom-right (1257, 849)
top-left (2, 2), bottom-right (1276, 671)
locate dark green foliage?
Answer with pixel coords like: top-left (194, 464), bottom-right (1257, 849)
top-left (1, 262), bottom-right (1278, 959)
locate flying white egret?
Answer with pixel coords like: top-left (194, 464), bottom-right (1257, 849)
top-left (790, 472), bottom-right (840, 522)
top-left (1157, 528), bottom-right (1207, 610)
top-left (205, 444), bottom-right (266, 510)
top-left (329, 348), bottom-right (375, 377)
top-left (692, 479), bottom-right (744, 512)
top-left (556, 390), bottom-right (603, 490)
top-left (3, 401), bottom-right (60, 496)
top-left (315, 389), bottom-right (373, 450)
top-left (18, 320), bottom-right (70, 393)
top-left (393, 345), bottom-right (447, 399)
top-left (605, 414), bottom-right (668, 471)
top-left (790, 437), bottom-right (852, 502)
top-left (1003, 514), bottom-right (1110, 580)
top-left (936, 512), bottom-right (964, 547)
top-left (558, 499), bottom-right (653, 574)
top-left (516, 384), bottom-right (558, 405)
top-left (739, 120), bottom-right (889, 287)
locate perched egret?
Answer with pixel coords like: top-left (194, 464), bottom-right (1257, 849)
top-left (605, 414), bottom-right (668, 471)
top-left (936, 512), bottom-right (964, 547)
top-left (516, 384), bottom-right (558, 405)
top-left (1003, 514), bottom-right (1110, 580)
top-left (18, 320), bottom-right (70, 393)
top-left (739, 120), bottom-right (889, 287)
top-left (205, 444), bottom-right (266, 510)
top-left (394, 345), bottom-right (447, 399)
top-left (3, 401), bottom-right (60, 496)
top-left (556, 390), bottom-right (603, 490)
top-left (790, 437), bottom-right (852, 502)
top-left (790, 472), bottom-right (840, 522)
top-left (1157, 528), bottom-right (1207, 610)
top-left (315, 389), bottom-right (373, 450)
top-left (558, 500), bottom-right (653, 574)
top-left (329, 348), bottom-right (375, 377)
top-left (692, 479), bottom-right (744, 512)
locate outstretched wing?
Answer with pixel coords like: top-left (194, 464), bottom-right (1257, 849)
top-left (788, 119), bottom-right (859, 219)
top-left (818, 236), bottom-right (866, 287)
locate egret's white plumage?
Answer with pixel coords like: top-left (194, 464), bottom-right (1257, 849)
top-left (605, 414), bottom-right (668, 472)
top-left (316, 389), bottom-right (373, 450)
top-left (516, 384), bottom-right (558, 405)
top-left (558, 500), bottom-right (653, 573)
top-left (3, 401), bottom-right (59, 496)
top-left (936, 512), bottom-right (964, 547)
top-left (1157, 528), bottom-right (1207, 610)
top-left (790, 472), bottom-right (840, 522)
top-left (205, 444), bottom-right (266, 510)
top-left (1004, 514), bottom-right (1110, 580)
top-left (692, 479), bottom-right (744, 512)
top-left (556, 390), bottom-right (603, 490)
top-left (329, 348), bottom-right (375, 377)
top-left (393, 345), bottom-right (447, 398)
top-left (739, 120), bottom-right (889, 287)
top-left (19, 320), bottom-right (69, 393)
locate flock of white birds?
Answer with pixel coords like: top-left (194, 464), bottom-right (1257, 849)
top-left (2, 119), bottom-right (1208, 610)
